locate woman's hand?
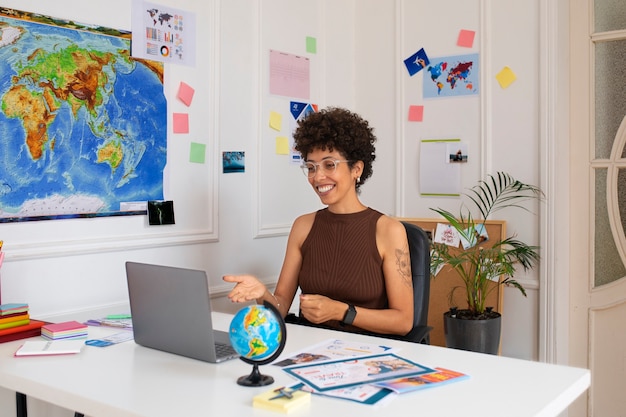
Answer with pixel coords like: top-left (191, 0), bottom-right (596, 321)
top-left (222, 274), bottom-right (267, 303)
top-left (299, 294), bottom-right (346, 324)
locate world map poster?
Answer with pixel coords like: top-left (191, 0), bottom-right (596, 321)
top-left (0, 8), bottom-right (167, 222)
top-left (423, 53), bottom-right (479, 99)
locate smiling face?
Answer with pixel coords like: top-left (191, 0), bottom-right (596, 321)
top-left (305, 148), bottom-right (364, 212)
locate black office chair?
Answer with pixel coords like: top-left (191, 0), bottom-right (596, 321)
top-left (286, 221), bottom-right (432, 344)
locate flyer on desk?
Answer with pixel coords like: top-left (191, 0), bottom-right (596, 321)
top-left (283, 353), bottom-right (434, 392)
top-left (274, 338), bottom-right (394, 367)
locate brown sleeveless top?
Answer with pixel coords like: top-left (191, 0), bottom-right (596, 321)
top-left (299, 208), bottom-right (387, 328)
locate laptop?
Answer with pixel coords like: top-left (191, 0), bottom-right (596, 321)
top-left (125, 261), bottom-right (239, 363)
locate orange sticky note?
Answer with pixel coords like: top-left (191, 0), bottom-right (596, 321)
top-left (173, 113), bottom-right (189, 134)
top-left (177, 82), bottom-right (195, 107)
top-left (276, 137), bottom-right (289, 155)
top-left (496, 66), bottom-right (517, 89)
top-left (408, 105), bottom-right (424, 122)
top-left (457, 29), bottom-right (475, 48)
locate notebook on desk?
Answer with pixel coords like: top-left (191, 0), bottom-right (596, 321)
top-left (125, 261), bottom-right (239, 363)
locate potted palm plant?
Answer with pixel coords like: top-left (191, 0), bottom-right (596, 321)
top-left (430, 172), bottom-right (543, 354)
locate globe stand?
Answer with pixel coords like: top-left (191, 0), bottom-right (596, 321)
top-left (230, 301), bottom-right (287, 387)
top-left (236, 363), bottom-right (274, 387)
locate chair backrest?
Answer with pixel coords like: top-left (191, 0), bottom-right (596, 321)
top-left (401, 221), bottom-right (431, 342)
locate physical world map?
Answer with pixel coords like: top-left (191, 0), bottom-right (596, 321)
top-left (0, 8), bottom-right (167, 222)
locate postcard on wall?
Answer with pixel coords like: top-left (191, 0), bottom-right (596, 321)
top-left (288, 101), bottom-right (317, 165)
top-left (131, 0), bottom-right (196, 66)
top-left (434, 223), bottom-right (461, 248)
top-left (459, 223), bottom-right (489, 250)
top-left (282, 353), bottom-right (434, 392)
top-left (423, 53), bottom-right (479, 98)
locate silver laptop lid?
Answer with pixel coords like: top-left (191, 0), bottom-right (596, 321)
top-left (125, 261), bottom-right (238, 363)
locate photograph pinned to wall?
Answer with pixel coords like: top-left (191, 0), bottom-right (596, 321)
top-left (289, 102), bottom-right (318, 165)
top-left (223, 152), bottom-right (245, 173)
top-left (423, 53), bottom-right (479, 98)
top-left (447, 142), bottom-right (468, 163)
top-left (460, 223), bottom-right (489, 250)
top-left (404, 47), bottom-right (430, 76)
top-left (148, 201), bottom-right (175, 225)
top-left (131, 0), bottom-right (196, 66)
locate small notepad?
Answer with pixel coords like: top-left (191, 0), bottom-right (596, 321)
top-left (15, 340), bottom-right (85, 356)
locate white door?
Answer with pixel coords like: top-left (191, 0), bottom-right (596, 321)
top-left (570, 1), bottom-right (626, 415)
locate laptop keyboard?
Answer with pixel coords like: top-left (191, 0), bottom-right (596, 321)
top-left (215, 342), bottom-right (237, 357)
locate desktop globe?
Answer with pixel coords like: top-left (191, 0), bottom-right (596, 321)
top-left (229, 301), bottom-right (286, 386)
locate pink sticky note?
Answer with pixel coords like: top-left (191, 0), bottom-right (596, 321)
top-left (457, 29), bottom-right (475, 48)
top-left (173, 113), bottom-right (189, 134)
top-left (408, 105), bottom-right (424, 122)
top-left (177, 82), bottom-right (195, 107)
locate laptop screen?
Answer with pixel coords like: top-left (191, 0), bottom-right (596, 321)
top-left (125, 261), bottom-right (238, 363)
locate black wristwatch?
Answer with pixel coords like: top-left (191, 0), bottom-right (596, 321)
top-left (341, 304), bottom-right (357, 325)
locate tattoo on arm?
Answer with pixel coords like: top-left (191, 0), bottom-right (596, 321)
top-left (395, 246), bottom-right (413, 288)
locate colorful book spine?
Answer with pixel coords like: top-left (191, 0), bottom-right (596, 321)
top-left (0, 320), bottom-right (46, 343)
top-left (0, 313), bottom-right (29, 324)
top-left (0, 303), bottom-right (29, 316)
top-left (41, 321), bottom-right (88, 340)
top-left (0, 318), bottom-right (31, 330)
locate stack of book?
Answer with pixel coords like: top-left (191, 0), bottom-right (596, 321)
top-left (41, 321), bottom-right (88, 340)
top-left (0, 303), bottom-right (30, 328)
top-left (0, 303), bottom-right (46, 343)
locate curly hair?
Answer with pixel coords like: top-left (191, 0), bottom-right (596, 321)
top-left (293, 107), bottom-right (376, 190)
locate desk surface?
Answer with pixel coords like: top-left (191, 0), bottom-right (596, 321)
top-left (0, 312), bottom-right (589, 417)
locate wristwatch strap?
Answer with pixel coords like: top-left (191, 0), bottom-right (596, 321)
top-left (341, 304), bottom-right (357, 325)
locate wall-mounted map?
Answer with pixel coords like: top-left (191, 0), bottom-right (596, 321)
top-left (0, 8), bottom-right (167, 222)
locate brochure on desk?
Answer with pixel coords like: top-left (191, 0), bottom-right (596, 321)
top-left (283, 353), bottom-right (435, 392)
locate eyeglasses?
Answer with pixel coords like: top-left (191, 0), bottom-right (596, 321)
top-left (300, 159), bottom-right (352, 178)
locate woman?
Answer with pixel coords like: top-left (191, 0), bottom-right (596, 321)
top-left (223, 107), bottom-right (413, 336)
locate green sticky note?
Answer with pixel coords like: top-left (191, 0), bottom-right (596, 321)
top-left (306, 36), bottom-right (317, 54)
top-left (190, 142), bottom-right (206, 164)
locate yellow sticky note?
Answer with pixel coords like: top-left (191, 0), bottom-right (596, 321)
top-left (269, 111), bottom-right (282, 131)
top-left (276, 136), bottom-right (289, 155)
top-left (496, 66), bottom-right (517, 89)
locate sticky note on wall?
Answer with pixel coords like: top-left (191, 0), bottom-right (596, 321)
top-left (177, 82), bottom-right (195, 107)
top-left (496, 66), bottom-right (517, 89)
top-left (173, 113), bottom-right (189, 133)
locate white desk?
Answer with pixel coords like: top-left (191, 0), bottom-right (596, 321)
top-left (0, 312), bottom-right (589, 417)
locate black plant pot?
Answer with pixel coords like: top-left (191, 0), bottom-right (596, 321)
top-left (443, 310), bottom-right (501, 355)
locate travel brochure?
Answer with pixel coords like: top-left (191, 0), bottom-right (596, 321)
top-left (276, 339), bottom-right (469, 405)
top-left (283, 353), bottom-right (435, 392)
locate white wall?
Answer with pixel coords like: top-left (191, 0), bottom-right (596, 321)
top-left (0, 0), bottom-right (546, 415)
